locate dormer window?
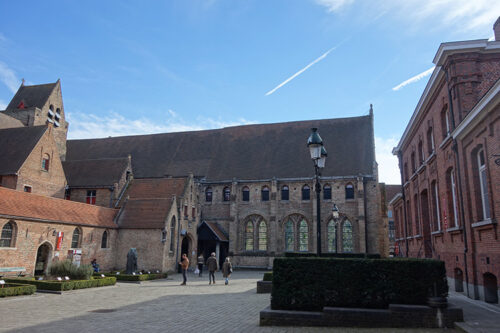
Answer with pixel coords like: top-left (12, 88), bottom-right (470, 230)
top-left (42, 154), bottom-right (50, 171)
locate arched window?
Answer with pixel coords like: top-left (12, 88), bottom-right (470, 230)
top-left (245, 221), bottom-right (254, 251)
top-left (223, 187), bottom-right (231, 202)
top-left (205, 187), bottom-right (212, 202)
top-left (431, 181), bottom-right (441, 231)
top-left (0, 222), bottom-right (14, 247)
top-left (299, 220), bottom-right (308, 252)
top-left (258, 221), bottom-right (267, 251)
top-left (327, 220), bottom-right (337, 253)
top-left (323, 184), bottom-right (332, 200)
top-left (101, 230), bottom-right (108, 248)
top-left (284, 220), bottom-right (294, 252)
top-left (169, 217), bottom-right (176, 252)
top-left (441, 108), bottom-right (451, 139)
top-left (301, 185), bottom-right (310, 201)
top-left (42, 154), bottom-right (50, 171)
top-left (411, 151), bottom-right (416, 173)
top-left (427, 127), bottom-right (435, 154)
top-left (281, 185), bottom-right (289, 200)
top-left (242, 186), bottom-right (250, 201)
top-left (71, 228), bottom-right (81, 248)
top-left (47, 105), bottom-right (54, 120)
top-left (414, 194), bottom-right (420, 235)
top-left (261, 186), bottom-right (270, 201)
top-left (342, 220), bottom-right (353, 253)
top-left (477, 149), bottom-right (491, 220)
top-left (447, 168), bottom-right (459, 228)
top-left (345, 183), bottom-right (354, 199)
top-left (418, 140), bottom-right (424, 165)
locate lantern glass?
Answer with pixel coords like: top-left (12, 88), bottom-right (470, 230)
top-left (309, 144), bottom-right (322, 160)
top-left (332, 204), bottom-right (339, 220)
top-left (317, 155), bottom-right (326, 168)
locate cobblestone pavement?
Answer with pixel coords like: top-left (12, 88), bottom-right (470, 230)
top-left (0, 270), bottom-right (457, 333)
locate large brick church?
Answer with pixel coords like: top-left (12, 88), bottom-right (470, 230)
top-left (0, 80), bottom-right (385, 275)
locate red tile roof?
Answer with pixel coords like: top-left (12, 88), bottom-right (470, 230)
top-left (0, 187), bottom-right (117, 228)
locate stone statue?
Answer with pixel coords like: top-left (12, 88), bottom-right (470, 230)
top-left (126, 248), bottom-right (138, 274)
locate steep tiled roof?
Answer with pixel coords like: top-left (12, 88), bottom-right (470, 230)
top-left (63, 157), bottom-right (130, 187)
top-left (385, 185), bottom-right (401, 204)
top-left (66, 115), bottom-right (375, 181)
top-left (0, 187), bottom-right (117, 228)
top-left (0, 113), bottom-right (24, 129)
top-left (6, 82), bottom-right (57, 110)
top-left (117, 178), bottom-right (187, 229)
top-left (205, 222), bottom-right (228, 242)
top-left (0, 126), bottom-right (47, 175)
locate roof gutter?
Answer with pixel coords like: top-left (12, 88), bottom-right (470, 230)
top-left (0, 213), bottom-right (117, 229)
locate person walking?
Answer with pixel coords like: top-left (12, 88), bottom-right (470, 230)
top-left (222, 257), bottom-right (233, 285)
top-left (180, 253), bottom-right (189, 285)
top-left (197, 253), bottom-right (204, 277)
top-left (206, 252), bottom-right (218, 285)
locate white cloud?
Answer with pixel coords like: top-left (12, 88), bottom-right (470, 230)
top-left (315, 0), bottom-right (354, 13)
top-left (375, 136), bottom-right (400, 184)
top-left (0, 99), bottom-right (6, 110)
top-left (0, 61), bottom-right (20, 93)
top-left (265, 46), bottom-right (337, 96)
top-left (392, 66), bottom-right (435, 91)
top-left (66, 111), bottom-right (256, 140)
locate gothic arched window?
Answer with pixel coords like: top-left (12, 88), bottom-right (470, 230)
top-left (258, 221), bottom-right (267, 251)
top-left (71, 228), bottom-right (81, 248)
top-left (0, 222), bottom-right (14, 247)
top-left (245, 221), bottom-right (254, 251)
top-left (101, 230), bottom-right (108, 248)
top-left (299, 220), bottom-right (308, 252)
top-left (327, 220), bottom-right (337, 253)
top-left (342, 220), bottom-right (353, 253)
top-left (284, 220), bottom-right (294, 252)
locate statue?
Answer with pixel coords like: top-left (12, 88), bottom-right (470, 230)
top-left (126, 248), bottom-right (138, 274)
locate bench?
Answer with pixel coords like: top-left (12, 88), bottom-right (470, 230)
top-left (0, 267), bottom-right (26, 278)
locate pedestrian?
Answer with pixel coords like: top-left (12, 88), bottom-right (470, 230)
top-left (206, 252), bottom-right (218, 285)
top-left (222, 257), bottom-right (233, 285)
top-left (180, 253), bottom-right (189, 285)
top-left (197, 253), bottom-right (204, 277)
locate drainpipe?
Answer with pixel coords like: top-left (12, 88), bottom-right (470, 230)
top-left (397, 151), bottom-right (409, 257)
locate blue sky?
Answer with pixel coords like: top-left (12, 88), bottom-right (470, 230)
top-left (0, 0), bottom-right (498, 184)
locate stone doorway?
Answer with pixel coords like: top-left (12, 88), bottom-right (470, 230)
top-left (483, 272), bottom-right (498, 304)
top-left (454, 268), bottom-right (464, 292)
top-left (35, 242), bottom-right (52, 276)
top-left (181, 237), bottom-right (191, 260)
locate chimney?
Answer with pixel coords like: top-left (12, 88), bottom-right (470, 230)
top-left (494, 16), bottom-right (500, 41)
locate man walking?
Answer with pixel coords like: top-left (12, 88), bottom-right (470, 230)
top-left (197, 253), bottom-right (204, 277)
top-left (180, 253), bottom-right (189, 285)
top-left (206, 252), bottom-right (218, 285)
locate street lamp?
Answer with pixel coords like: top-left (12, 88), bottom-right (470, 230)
top-left (307, 128), bottom-right (326, 256)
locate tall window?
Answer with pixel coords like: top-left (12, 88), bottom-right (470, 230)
top-left (71, 228), bottom-right (81, 248)
top-left (411, 152), bottom-right (416, 173)
top-left (242, 186), bottom-right (250, 201)
top-left (406, 200), bottom-right (412, 236)
top-left (42, 154), bottom-right (50, 171)
top-left (86, 190), bottom-right (96, 205)
top-left (447, 169), bottom-right (459, 228)
top-left (327, 220), bottom-right (337, 252)
top-left (299, 220), bottom-right (308, 252)
top-left (427, 128), bottom-right (435, 154)
top-left (284, 220), bottom-right (294, 252)
top-left (342, 220), bottom-right (353, 253)
top-left (418, 141), bottom-right (424, 165)
top-left (441, 108), bottom-right (451, 139)
top-left (245, 222), bottom-right (254, 250)
top-left (477, 149), bottom-right (491, 220)
top-left (345, 183), bottom-right (354, 199)
top-left (301, 185), bottom-right (310, 200)
top-left (101, 231), bottom-right (108, 248)
top-left (205, 187), bottom-right (212, 202)
top-left (223, 187), bottom-right (231, 201)
top-left (261, 186), bottom-right (270, 201)
top-left (431, 181), bottom-right (441, 231)
top-left (281, 185), bottom-right (289, 200)
top-left (169, 217), bottom-right (176, 252)
top-left (323, 184), bottom-right (332, 200)
top-left (0, 222), bottom-right (13, 247)
top-left (404, 163), bottom-right (409, 182)
top-left (414, 194), bottom-right (420, 235)
top-left (258, 221), bottom-right (267, 251)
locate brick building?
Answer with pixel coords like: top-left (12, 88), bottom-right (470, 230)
top-left (392, 18), bottom-right (500, 303)
top-left (0, 79), bottom-right (385, 275)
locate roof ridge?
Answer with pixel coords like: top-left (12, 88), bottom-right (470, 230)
top-left (63, 156), bottom-right (130, 163)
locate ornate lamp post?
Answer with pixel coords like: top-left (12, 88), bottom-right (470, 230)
top-left (307, 128), bottom-right (326, 256)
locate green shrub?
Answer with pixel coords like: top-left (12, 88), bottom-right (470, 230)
top-left (0, 283), bottom-right (36, 297)
top-left (49, 260), bottom-right (93, 280)
top-left (283, 252), bottom-right (380, 259)
top-left (94, 272), bottom-right (167, 281)
top-left (271, 257), bottom-right (448, 311)
top-left (263, 272), bottom-right (273, 282)
top-left (4, 277), bottom-right (116, 291)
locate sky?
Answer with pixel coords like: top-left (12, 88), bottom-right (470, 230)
top-left (0, 0), bottom-right (498, 184)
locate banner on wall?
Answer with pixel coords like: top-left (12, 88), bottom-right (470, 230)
top-left (56, 232), bottom-right (64, 250)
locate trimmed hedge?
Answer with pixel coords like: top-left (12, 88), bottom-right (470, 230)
top-left (284, 252), bottom-right (381, 259)
top-left (4, 276), bottom-right (116, 291)
top-left (0, 283), bottom-right (36, 297)
top-left (263, 272), bottom-right (273, 282)
top-left (271, 258), bottom-right (448, 311)
top-left (96, 272), bottom-right (167, 281)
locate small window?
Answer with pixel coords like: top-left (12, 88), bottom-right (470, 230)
top-left (242, 186), bottom-right (250, 202)
top-left (184, 206), bottom-right (188, 218)
top-left (0, 222), bottom-right (14, 247)
top-left (101, 231), bottom-right (108, 248)
top-left (281, 185), bottom-right (289, 201)
top-left (24, 186), bottom-right (32, 193)
top-left (42, 154), bottom-right (50, 171)
top-left (86, 190), bottom-right (96, 205)
top-left (323, 184), bottom-right (332, 200)
top-left (65, 188), bottom-right (71, 200)
top-left (301, 185), bottom-right (310, 201)
top-left (261, 186), bottom-right (270, 201)
top-left (191, 207), bottom-right (195, 219)
top-left (223, 187), bottom-right (231, 202)
top-left (205, 187), bottom-right (212, 202)
top-left (345, 184), bottom-right (354, 199)
top-left (71, 228), bottom-right (81, 248)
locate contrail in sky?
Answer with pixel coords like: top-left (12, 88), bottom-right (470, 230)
top-left (265, 46), bottom-right (338, 96)
top-left (392, 66), bottom-right (435, 91)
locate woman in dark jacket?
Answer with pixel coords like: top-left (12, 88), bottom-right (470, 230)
top-left (222, 257), bottom-right (232, 285)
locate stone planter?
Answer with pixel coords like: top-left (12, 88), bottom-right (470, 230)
top-left (257, 280), bottom-right (272, 294)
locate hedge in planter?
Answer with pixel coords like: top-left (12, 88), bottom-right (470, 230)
top-left (4, 277), bottom-right (116, 291)
top-left (284, 252), bottom-right (381, 259)
top-left (271, 258), bottom-right (447, 311)
top-left (263, 272), bottom-right (273, 282)
top-left (96, 272), bottom-right (167, 281)
top-left (0, 283), bottom-right (36, 297)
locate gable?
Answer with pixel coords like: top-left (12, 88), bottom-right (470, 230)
top-left (6, 82), bottom-right (57, 110)
top-left (0, 126), bottom-right (47, 175)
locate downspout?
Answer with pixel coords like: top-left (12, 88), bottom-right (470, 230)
top-left (398, 151), bottom-right (409, 257)
top-left (444, 67), bottom-right (470, 297)
top-left (175, 196), bottom-right (181, 272)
